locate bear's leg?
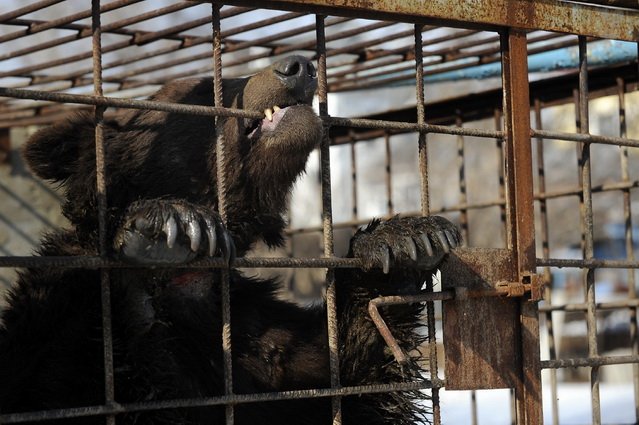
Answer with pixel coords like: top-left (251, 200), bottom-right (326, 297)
top-left (335, 216), bottom-right (460, 425)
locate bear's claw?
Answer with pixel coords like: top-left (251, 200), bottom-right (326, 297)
top-left (114, 199), bottom-right (235, 265)
top-left (351, 216), bottom-right (461, 273)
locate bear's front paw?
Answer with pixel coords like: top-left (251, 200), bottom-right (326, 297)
top-left (351, 216), bottom-right (461, 273)
top-left (114, 199), bottom-right (235, 265)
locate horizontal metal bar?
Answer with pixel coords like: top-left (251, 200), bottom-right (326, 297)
top-left (540, 299), bottom-right (639, 312)
top-left (328, 116), bottom-right (503, 138)
top-left (541, 355), bottom-right (639, 369)
top-left (537, 258), bottom-right (639, 269)
top-left (0, 86), bottom-right (262, 118)
top-left (532, 128), bottom-right (639, 148)
top-left (0, 256), bottom-right (372, 270)
top-left (223, 0), bottom-right (639, 41)
top-left (0, 380), bottom-right (436, 424)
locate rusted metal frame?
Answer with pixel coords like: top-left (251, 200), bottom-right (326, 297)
top-left (0, 0), bottom-right (143, 44)
top-left (0, 0), bottom-right (64, 23)
top-left (210, 5), bottom-right (235, 424)
top-left (220, 0), bottom-right (639, 42)
top-left (541, 355), bottom-right (639, 369)
top-left (1, 2), bottom-right (200, 62)
top-left (413, 22), bottom-right (442, 425)
top-left (315, 15), bottom-right (342, 425)
top-left (618, 76), bottom-right (639, 423)
top-left (0, 380), bottom-right (436, 424)
top-left (574, 36), bottom-right (602, 425)
top-left (533, 98), bottom-right (559, 425)
top-left (501, 30), bottom-right (542, 425)
top-left (0, 7), bottom-right (252, 83)
top-left (540, 298), bottom-right (639, 312)
top-left (90, 2), bottom-right (116, 424)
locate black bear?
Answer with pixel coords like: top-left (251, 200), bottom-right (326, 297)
top-left (0, 55), bottom-right (460, 424)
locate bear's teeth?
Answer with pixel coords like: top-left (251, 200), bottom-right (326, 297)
top-left (273, 105), bottom-right (281, 112)
top-left (264, 108), bottom-right (273, 121)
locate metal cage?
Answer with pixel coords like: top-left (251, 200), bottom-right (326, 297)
top-left (0, 1), bottom-right (638, 424)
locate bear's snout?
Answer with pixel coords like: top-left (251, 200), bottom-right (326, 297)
top-left (272, 55), bottom-right (317, 103)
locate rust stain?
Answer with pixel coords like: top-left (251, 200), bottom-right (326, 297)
top-left (268, 0), bottom-right (638, 41)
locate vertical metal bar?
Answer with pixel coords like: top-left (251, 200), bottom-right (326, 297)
top-left (91, 1), bottom-right (115, 424)
top-left (212, 5), bottom-right (234, 424)
top-left (456, 111), bottom-right (469, 242)
top-left (534, 98), bottom-right (559, 425)
top-left (350, 134), bottom-right (358, 223)
top-left (494, 109), bottom-right (508, 248)
top-left (617, 77), bottom-right (639, 423)
top-left (316, 14), bottom-right (341, 425)
top-left (500, 30), bottom-right (542, 425)
top-left (470, 391), bottom-right (478, 425)
top-left (383, 131), bottom-right (394, 216)
top-left (576, 36), bottom-right (601, 425)
top-left (414, 23), bottom-right (441, 425)
top-left (415, 25), bottom-right (429, 216)
top-left (456, 110), bottom-right (476, 425)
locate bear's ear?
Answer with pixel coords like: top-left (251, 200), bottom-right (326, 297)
top-left (23, 111), bottom-right (96, 182)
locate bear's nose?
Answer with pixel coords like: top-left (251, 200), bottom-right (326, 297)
top-left (272, 55), bottom-right (317, 102)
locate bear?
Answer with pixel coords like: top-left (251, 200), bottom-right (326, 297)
top-left (0, 55), bottom-right (460, 424)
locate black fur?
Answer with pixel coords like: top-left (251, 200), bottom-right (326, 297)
top-left (0, 56), bottom-right (460, 424)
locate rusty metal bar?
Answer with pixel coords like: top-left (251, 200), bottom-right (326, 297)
top-left (540, 299), bottom-right (639, 312)
top-left (413, 22), bottom-right (442, 425)
top-left (211, 4), bottom-right (235, 424)
top-left (0, 380), bottom-right (437, 424)
top-left (501, 29), bottom-right (542, 424)
top-left (537, 258), bottom-right (639, 269)
top-left (541, 355), bottom-right (639, 369)
top-left (575, 36), bottom-right (602, 425)
top-left (315, 14), bottom-right (342, 425)
top-left (533, 98), bottom-right (559, 425)
top-left (456, 112), bottom-right (469, 241)
top-left (223, 0), bottom-right (639, 41)
top-left (383, 132), bottom-right (394, 215)
top-left (350, 137), bottom-right (358, 222)
top-left (618, 76), bottom-right (639, 424)
top-left (90, 2), bottom-right (116, 424)
top-left (2, 253), bottom-right (636, 271)
top-left (0, 0), bottom-right (64, 23)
